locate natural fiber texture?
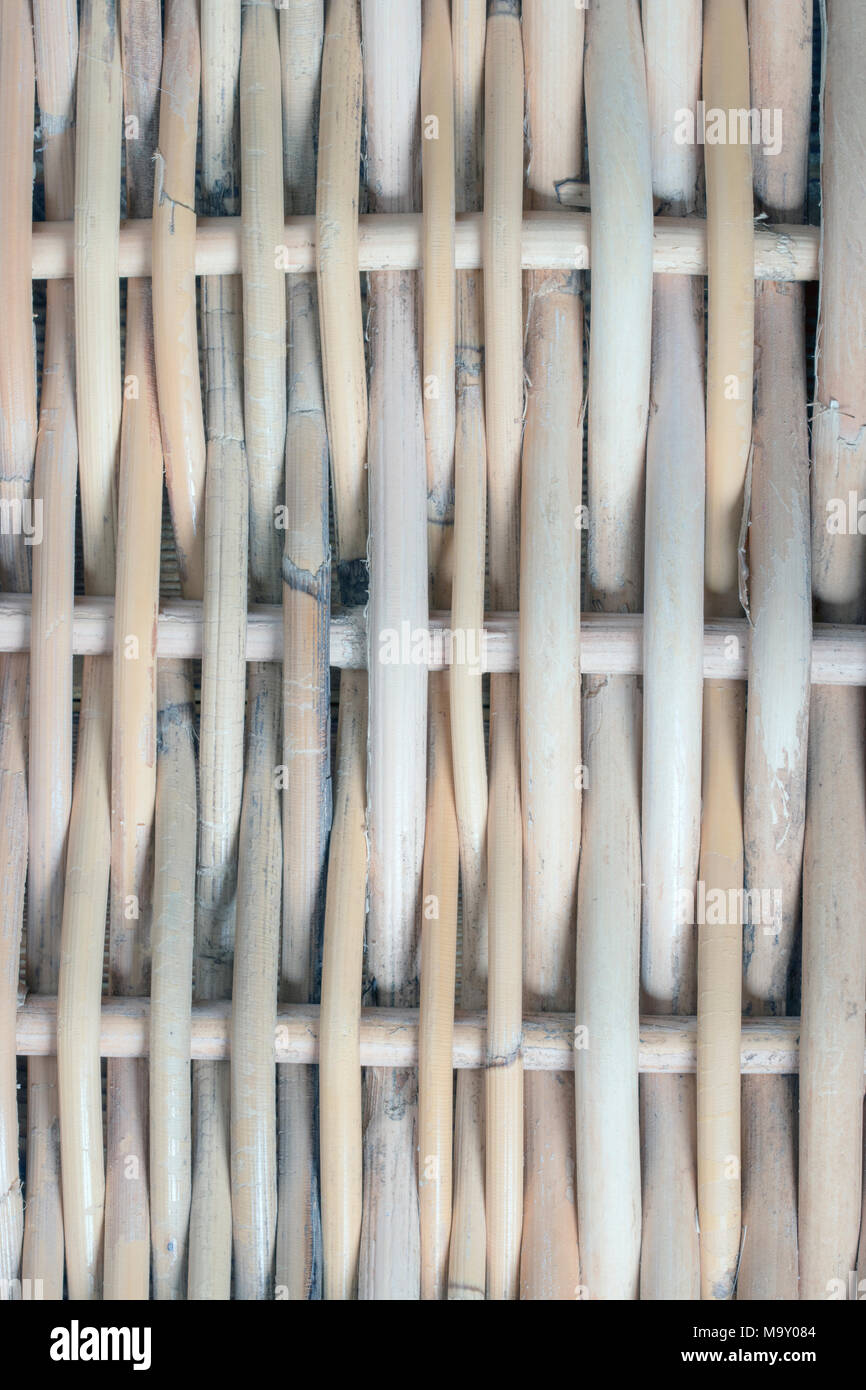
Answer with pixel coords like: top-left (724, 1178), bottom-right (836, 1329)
top-left (6, 0), bottom-right (862, 1308)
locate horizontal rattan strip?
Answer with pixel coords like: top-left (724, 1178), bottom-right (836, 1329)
top-left (14, 995), bottom-right (844, 1075)
top-left (30, 211), bottom-right (818, 280)
top-left (0, 594), bottom-right (860, 682)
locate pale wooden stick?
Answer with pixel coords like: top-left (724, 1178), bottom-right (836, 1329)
top-left (316, 0), bottom-right (367, 580)
top-left (417, 0), bottom-right (458, 1301)
top-left (232, 0), bottom-right (286, 1298)
top-left (231, 665), bottom-right (281, 1298)
top-left (447, 0), bottom-right (487, 1303)
top-left (56, 0), bottom-right (121, 1302)
top-left (799, 0), bottom-right (866, 1302)
top-left (518, 0), bottom-right (583, 1302)
top-left (576, 0), bottom-right (651, 1301)
top-left (277, 0), bottom-right (327, 1302)
top-left (190, 0), bottom-right (243, 1303)
top-left (318, 670), bottom-right (367, 1299)
top-left (103, 0), bottom-right (164, 1302)
top-left (22, 0), bottom-right (76, 1303)
top-left (315, 0), bottom-right (369, 1302)
top-left (13, 0), bottom-right (59, 1295)
top-left (28, 209), bottom-right (824, 282)
top-left (698, 0), bottom-right (754, 1302)
top-left (483, 0), bottom-right (524, 1302)
top-left (13, 997), bottom-right (856, 1076)
top-left (150, 666), bottom-right (196, 1299)
top-left (738, 0), bottom-right (812, 1303)
top-left (359, 0), bottom-right (427, 1301)
top-left (639, 0), bottom-right (702, 1301)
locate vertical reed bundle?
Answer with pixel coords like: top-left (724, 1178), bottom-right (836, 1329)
top-left (483, 0), bottom-right (524, 1302)
top-left (447, 0), bottom-right (488, 1302)
top-left (577, 0), bottom-right (651, 1300)
top-left (102, 0), bottom-right (163, 1301)
top-left (518, 0), bottom-right (583, 1302)
top-left (640, 0), bottom-right (702, 1301)
top-left (800, 0), bottom-right (866, 1301)
top-left (278, 0), bottom-right (327, 1301)
top-left (417, 0), bottom-right (459, 1301)
top-left (0, 1), bottom-right (35, 1299)
top-left (738, 0), bottom-right (812, 1303)
top-left (316, 0), bottom-right (368, 1302)
top-left (698, 0), bottom-right (754, 1302)
top-left (232, 0), bottom-right (285, 1299)
top-left (190, 0), bottom-right (243, 1302)
top-left (58, 0), bottom-right (122, 1300)
top-left (27, 0), bottom-right (77, 1303)
top-left (359, 0), bottom-right (427, 1301)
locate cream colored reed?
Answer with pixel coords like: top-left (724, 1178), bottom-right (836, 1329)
top-left (316, 0), bottom-right (368, 1303)
top-left (518, 0), bottom-right (583, 1301)
top-left (447, 0), bottom-right (487, 1302)
top-left (417, 0), bottom-right (459, 1301)
top-left (23, 0), bottom-right (77, 1303)
top-left (577, 0), bottom-right (652, 1301)
top-left (359, 0), bottom-right (427, 1301)
top-left (800, 0), bottom-right (866, 1301)
top-left (483, 0), bottom-right (524, 1302)
top-left (738, 0), bottom-right (812, 1302)
top-left (232, 0), bottom-right (286, 1298)
top-left (640, 0), bottom-right (702, 1301)
top-left (277, 0), bottom-right (327, 1301)
top-left (190, 0), bottom-right (243, 1303)
top-left (58, 0), bottom-right (122, 1301)
top-left (698, 0), bottom-right (754, 1302)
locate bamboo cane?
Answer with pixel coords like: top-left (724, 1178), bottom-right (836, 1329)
top-left (277, 0), bottom-right (327, 1302)
top-left (518, 0), bottom-right (583, 1302)
top-left (315, 0), bottom-right (369, 1301)
top-left (232, 0), bottom-right (286, 1299)
top-left (56, 0), bottom-right (122, 1302)
top-left (698, 0), bottom-right (754, 1302)
top-left (576, 0), bottom-right (651, 1302)
top-left (639, 0), bottom-right (703, 1301)
top-left (359, 0), bottom-right (427, 1301)
top-left (483, 0), bottom-right (524, 1302)
top-left (150, 665), bottom-right (196, 1299)
top-left (799, 0), bottom-right (866, 1302)
top-left (738, 0), bottom-right (812, 1303)
top-left (13, 0), bottom-right (59, 1296)
top-left (22, 0), bottom-right (76, 1303)
top-left (190, 0), bottom-right (243, 1303)
top-left (102, 0), bottom-right (164, 1302)
top-left (447, 0), bottom-right (488, 1301)
top-left (417, 0), bottom-right (459, 1301)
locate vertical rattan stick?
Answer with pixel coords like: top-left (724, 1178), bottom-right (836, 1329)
top-left (277, 0), bottom-right (327, 1301)
top-left (359, 0), bottom-right (427, 1301)
top-left (232, 0), bottom-right (285, 1299)
top-left (14, 0), bottom-right (59, 1295)
top-left (150, 665), bottom-right (196, 1299)
top-left (738, 0), bottom-right (812, 1302)
top-left (483, 0), bottom-right (524, 1302)
top-left (800, 0), bottom-right (866, 1301)
top-left (577, 0), bottom-right (651, 1301)
top-left (190, 0), bottom-right (243, 1303)
top-left (639, 0), bottom-right (702, 1301)
top-left (25, 0), bottom-right (76, 1303)
top-left (518, 0), bottom-right (583, 1302)
top-left (316, 0), bottom-right (368, 1301)
top-left (698, 0), bottom-right (753, 1302)
top-left (417, 0), bottom-right (458, 1301)
top-left (447, 0), bottom-right (487, 1302)
top-left (104, 0), bottom-right (163, 1301)
top-left (57, 0), bottom-right (122, 1301)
